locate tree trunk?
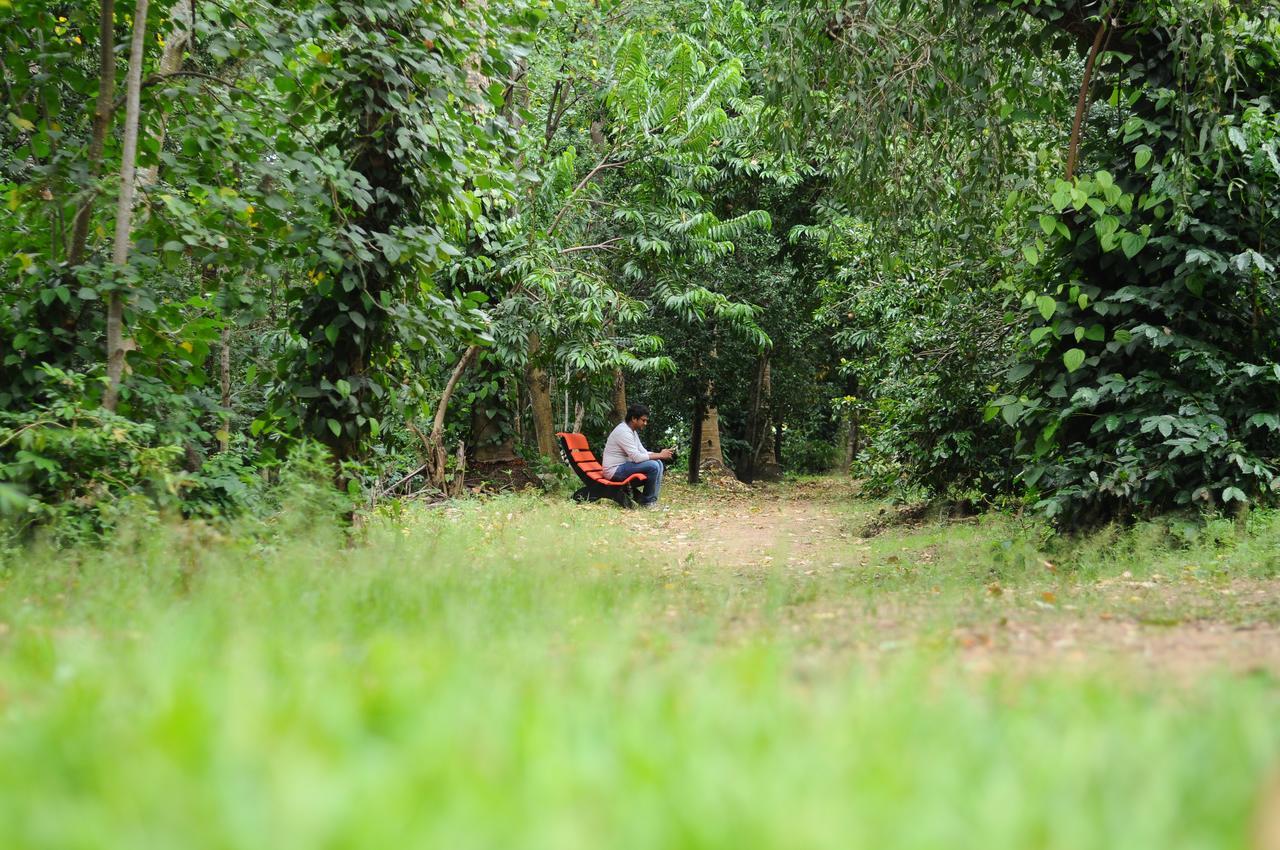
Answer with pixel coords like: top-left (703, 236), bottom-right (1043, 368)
top-left (450, 441), bottom-right (468, 498)
top-left (696, 338), bottom-right (727, 473)
top-left (571, 400), bottom-right (585, 433)
top-left (526, 332), bottom-right (557, 457)
top-left (470, 360), bottom-right (517, 463)
top-left (610, 367), bottom-right (627, 423)
top-left (471, 402), bottom-right (517, 462)
top-left (67, 0), bottom-right (116, 267)
top-left (698, 404), bottom-right (726, 471)
top-left (754, 360), bottom-right (782, 481)
top-left (138, 1), bottom-right (194, 188)
top-left (836, 409), bottom-right (859, 474)
top-left (103, 0), bottom-right (150, 412)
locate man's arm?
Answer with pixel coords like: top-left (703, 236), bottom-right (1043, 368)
top-left (622, 429), bottom-right (650, 463)
top-left (624, 430), bottom-right (672, 462)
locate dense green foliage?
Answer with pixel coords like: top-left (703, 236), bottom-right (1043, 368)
top-left (3, 0), bottom-right (1280, 532)
top-left (999, 2), bottom-right (1280, 524)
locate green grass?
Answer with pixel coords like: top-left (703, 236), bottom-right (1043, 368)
top-left (0, 493), bottom-right (1277, 849)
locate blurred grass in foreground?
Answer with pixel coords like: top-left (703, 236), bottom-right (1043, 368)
top-left (0, 494), bottom-right (1276, 850)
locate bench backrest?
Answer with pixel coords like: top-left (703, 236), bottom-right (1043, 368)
top-left (556, 432), bottom-right (605, 482)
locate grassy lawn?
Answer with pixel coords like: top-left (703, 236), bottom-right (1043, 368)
top-left (1, 484), bottom-right (1278, 849)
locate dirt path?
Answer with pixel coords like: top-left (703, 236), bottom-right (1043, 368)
top-left (620, 478), bottom-right (1280, 679)
top-left (609, 477), bottom-right (867, 579)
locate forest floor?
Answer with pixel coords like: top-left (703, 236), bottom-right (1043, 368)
top-left (609, 476), bottom-right (1280, 681)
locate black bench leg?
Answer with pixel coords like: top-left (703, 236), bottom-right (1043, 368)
top-left (572, 486), bottom-right (590, 503)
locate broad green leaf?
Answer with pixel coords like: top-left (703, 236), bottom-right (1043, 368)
top-left (1007, 363), bottom-right (1034, 381)
top-left (1120, 232), bottom-right (1146, 258)
top-left (327, 418), bottom-right (342, 438)
top-left (1036, 295), bottom-right (1056, 321)
top-left (1063, 348), bottom-right (1085, 372)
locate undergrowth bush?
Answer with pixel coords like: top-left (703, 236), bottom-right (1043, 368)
top-left (781, 433), bottom-right (837, 474)
top-left (0, 367), bottom-right (353, 547)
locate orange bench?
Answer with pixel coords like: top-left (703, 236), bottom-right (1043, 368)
top-left (556, 432), bottom-right (647, 508)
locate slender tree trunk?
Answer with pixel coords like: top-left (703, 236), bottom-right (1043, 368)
top-left (68, 0), bottom-right (117, 267)
top-left (688, 395), bottom-right (704, 485)
top-left (738, 356), bottom-right (766, 482)
top-left (514, 379), bottom-right (527, 446)
top-left (610, 367), bottom-right (627, 423)
top-left (1066, 18), bottom-right (1109, 182)
top-left (526, 332), bottom-right (557, 457)
top-left (103, 0), bottom-right (150, 412)
top-left (571, 401), bottom-right (585, 433)
top-left (219, 323), bottom-right (231, 452)
top-left (450, 441), bottom-right (468, 498)
top-left (427, 345), bottom-right (479, 487)
top-left (562, 378), bottom-right (570, 432)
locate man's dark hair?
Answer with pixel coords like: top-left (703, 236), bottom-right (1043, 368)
top-left (625, 403), bottom-right (650, 423)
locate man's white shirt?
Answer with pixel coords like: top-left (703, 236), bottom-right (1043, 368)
top-left (601, 421), bottom-right (649, 477)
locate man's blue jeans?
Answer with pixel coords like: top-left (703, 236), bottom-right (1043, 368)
top-left (611, 459), bottom-right (664, 505)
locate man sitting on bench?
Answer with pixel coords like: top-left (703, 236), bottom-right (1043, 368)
top-left (602, 404), bottom-right (673, 508)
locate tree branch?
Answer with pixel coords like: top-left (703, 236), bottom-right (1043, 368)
top-left (1066, 15), bottom-right (1110, 181)
top-left (558, 237), bottom-right (623, 254)
top-left (547, 149), bottom-right (630, 236)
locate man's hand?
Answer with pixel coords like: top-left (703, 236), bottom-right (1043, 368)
top-left (657, 448), bottom-right (674, 461)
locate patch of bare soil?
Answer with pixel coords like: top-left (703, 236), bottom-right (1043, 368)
top-left (463, 460), bottom-right (544, 494)
top-left (637, 478), bottom-right (1280, 679)
top-left (947, 611), bottom-right (1280, 680)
